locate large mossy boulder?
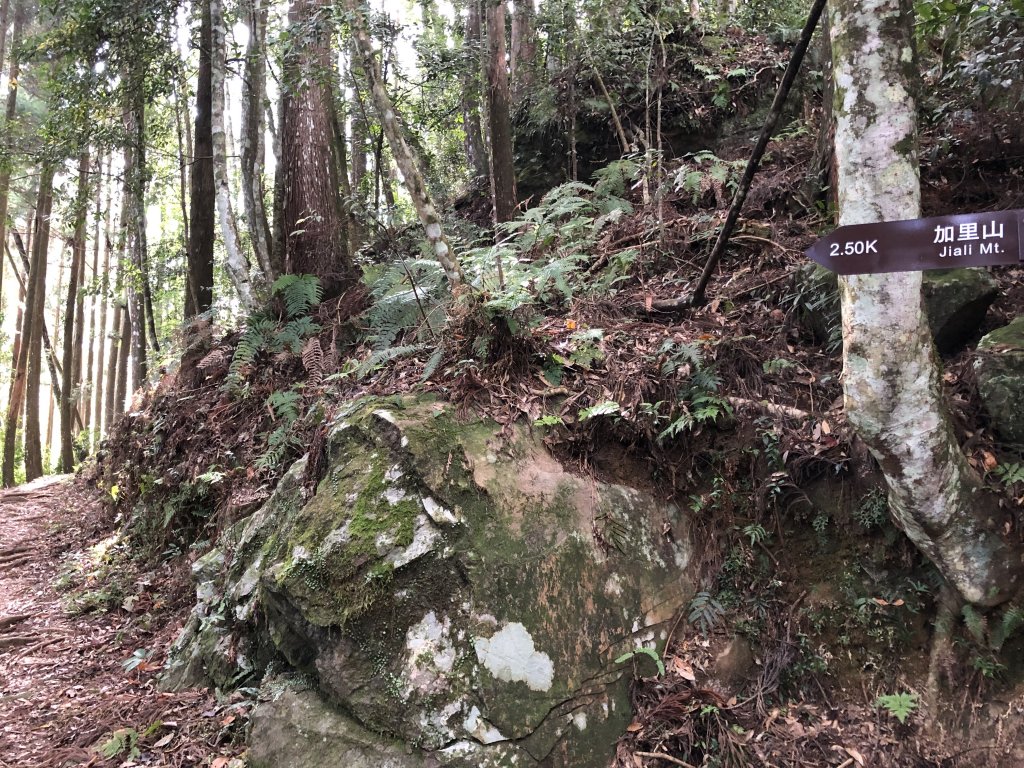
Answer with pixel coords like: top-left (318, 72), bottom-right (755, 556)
top-left (794, 265), bottom-right (997, 354)
top-left (975, 317), bottom-right (1024, 446)
top-left (163, 396), bottom-right (693, 767)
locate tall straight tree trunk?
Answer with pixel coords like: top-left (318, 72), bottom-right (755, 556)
top-left (1, 236), bottom-right (26, 486)
top-left (94, 163), bottom-right (115, 439)
top-left (124, 97), bottom-right (147, 389)
top-left (462, 0), bottom-right (489, 180)
top-left (186, 0), bottom-right (215, 318)
top-left (240, 0), bottom-right (274, 281)
top-left (0, 0), bottom-right (27, 294)
top-left (172, 77), bottom-right (191, 269)
top-left (113, 299), bottom-right (130, 419)
top-left (82, 153), bottom-right (106, 436)
top-left (0, 0), bottom-right (12, 79)
top-left (60, 148), bottom-right (90, 471)
top-left (280, 0), bottom-right (354, 297)
top-left (509, 0), bottom-right (537, 100)
top-left (24, 164), bottom-right (55, 482)
top-left (211, 0), bottom-right (255, 310)
top-left (485, 0), bottom-right (517, 224)
top-left (831, 0), bottom-right (1022, 605)
top-left (348, 0), bottom-right (462, 286)
top-left (348, 41), bottom-right (369, 210)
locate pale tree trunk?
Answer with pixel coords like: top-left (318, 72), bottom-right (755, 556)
top-left (240, 0), bottom-right (274, 281)
top-left (211, 0), bottom-right (255, 311)
top-left (347, 0), bottom-right (463, 285)
top-left (485, 0), bottom-right (517, 224)
top-left (831, 0), bottom-right (1022, 606)
top-left (124, 98), bottom-right (147, 389)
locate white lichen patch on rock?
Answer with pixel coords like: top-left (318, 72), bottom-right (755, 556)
top-left (473, 622), bottom-right (554, 692)
top-left (422, 496), bottom-right (462, 526)
top-left (405, 611), bottom-right (457, 694)
top-left (463, 705), bottom-right (507, 744)
top-left (386, 514), bottom-right (441, 568)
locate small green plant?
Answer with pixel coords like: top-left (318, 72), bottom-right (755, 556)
top-left (742, 523), bottom-right (769, 546)
top-left (579, 401), bottom-right (621, 421)
top-left (226, 275), bottom-right (323, 393)
top-left (688, 590), bottom-right (725, 635)
top-left (614, 646), bottom-right (665, 677)
top-left (763, 357), bottom-right (796, 375)
top-left (972, 654), bottom-right (1006, 679)
top-left (994, 462), bottom-right (1024, 487)
top-left (534, 414), bottom-right (564, 428)
top-left (97, 728), bottom-right (141, 760)
top-left (854, 488), bottom-right (889, 529)
top-left (875, 692), bottom-right (918, 724)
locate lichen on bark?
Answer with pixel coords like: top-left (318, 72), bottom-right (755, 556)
top-left (830, 0), bottom-right (1022, 605)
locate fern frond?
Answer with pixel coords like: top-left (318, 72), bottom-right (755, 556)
top-left (302, 337), bottom-right (325, 385)
top-left (963, 604), bottom-right (988, 644)
top-left (355, 344), bottom-right (426, 378)
top-left (272, 274), bottom-right (322, 319)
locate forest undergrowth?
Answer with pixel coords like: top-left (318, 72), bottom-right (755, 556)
top-left (25, 102), bottom-right (1024, 767)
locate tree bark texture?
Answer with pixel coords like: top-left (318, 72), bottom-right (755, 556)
top-left (124, 97), bottom-right (147, 389)
top-left (485, 0), bottom-right (517, 224)
top-left (240, 0), bottom-right (274, 282)
top-left (461, 0), bottom-right (489, 180)
top-left (60, 149), bottom-right (91, 472)
top-left (509, 0), bottom-right (537, 100)
top-left (23, 164), bottom-right (55, 482)
top-left (186, 0), bottom-right (215, 318)
top-left (281, 0), bottom-right (353, 298)
top-left (0, 0), bottom-right (27, 293)
top-left (830, 0), bottom-right (1022, 605)
top-left (348, 0), bottom-right (463, 286)
top-left (211, 0), bottom-right (255, 311)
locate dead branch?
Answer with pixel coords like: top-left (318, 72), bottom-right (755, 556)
top-left (726, 396), bottom-right (811, 420)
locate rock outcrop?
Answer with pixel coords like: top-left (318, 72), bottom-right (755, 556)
top-left (975, 317), bottom-right (1024, 446)
top-left (162, 396), bottom-right (693, 767)
top-left (795, 265), bottom-right (997, 354)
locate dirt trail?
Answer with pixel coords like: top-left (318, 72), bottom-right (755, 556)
top-left (0, 477), bottom-right (238, 768)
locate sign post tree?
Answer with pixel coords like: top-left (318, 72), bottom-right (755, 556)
top-left (829, 0), bottom-right (1020, 606)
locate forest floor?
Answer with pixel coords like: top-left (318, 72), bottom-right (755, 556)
top-left (0, 477), bottom-right (247, 768)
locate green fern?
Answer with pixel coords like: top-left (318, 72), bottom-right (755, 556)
top-left (688, 590), bottom-right (724, 636)
top-left (990, 604), bottom-right (1024, 651)
top-left (365, 259), bottom-right (447, 350)
top-left (876, 692), bottom-right (918, 724)
top-left (267, 390), bottom-right (302, 424)
top-left (963, 604), bottom-right (988, 645)
top-left (355, 344), bottom-right (426, 378)
top-left (272, 274), bottom-right (322, 319)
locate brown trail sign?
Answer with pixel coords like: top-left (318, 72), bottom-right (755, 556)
top-left (806, 209), bottom-right (1024, 275)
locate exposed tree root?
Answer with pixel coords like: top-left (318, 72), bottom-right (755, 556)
top-left (0, 613), bottom-right (30, 631)
top-left (924, 583), bottom-right (963, 728)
